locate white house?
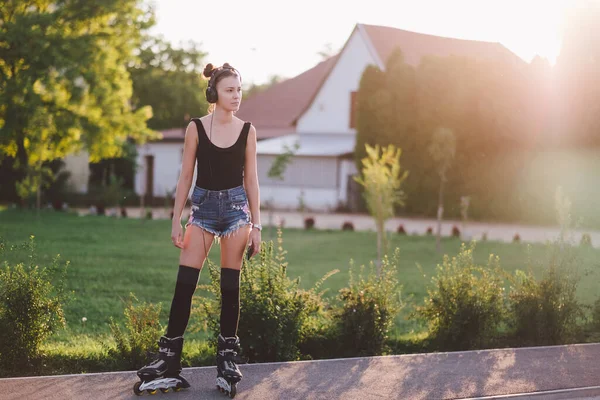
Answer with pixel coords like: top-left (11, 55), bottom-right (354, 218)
top-left (234, 23), bottom-right (523, 212)
top-left (63, 23), bottom-right (523, 210)
top-left (133, 126), bottom-right (187, 201)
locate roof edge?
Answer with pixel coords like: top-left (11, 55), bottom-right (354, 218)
top-left (291, 23), bottom-right (362, 126)
top-left (357, 23), bottom-right (385, 69)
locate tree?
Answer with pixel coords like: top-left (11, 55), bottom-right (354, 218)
top-left (128, 35), bottom-right (209, 131)
top-left (354, 64), bottom-right (390, 170)
top-left (428, 127), bottom-right (456, 252)
top-left (0, 0), bottom-right (159, 206)
top-left (554, 1), bottom-right (600, 147)
top-left (354, 49), bottom-right (420, 215)
top-left (354, 143), bottom-right (409, 272)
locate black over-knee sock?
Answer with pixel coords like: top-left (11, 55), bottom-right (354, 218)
top-left (220, 268), bottom-right (241, 338)
top-left (165, 265), bottom-right (200, 338)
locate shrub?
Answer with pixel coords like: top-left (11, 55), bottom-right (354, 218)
top-left (194, 229), bottom-right (338, 363)
top-left (586, 297), bottom-right (600, 340)
top-left (451, 225), bottom-right (460, 237)
top-left (581, 233), bottom-right (592, 247)
top-left (0, 236), bottom-right (70, 374)
top-left (513, 233), bottom-right (521, 243)
top-left (397, 224), bottom-right (406, 234)
top-left (506, 240), bottom-right (584, 346)
top-left (426, 227), bottom-right (433, 235)
top-left (304, 217), bottom-right (315, 229)
top-left (342, 221), bottom-right (354, 231)
top-left (107, 293), bottom-right (164, 370)
top-left (332, 248), bottom-right (404, 357)
top-left (412, 241), bottom-right (506, 351)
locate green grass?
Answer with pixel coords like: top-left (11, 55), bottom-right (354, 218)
top-left (1, 208), bottom-right (600, 346)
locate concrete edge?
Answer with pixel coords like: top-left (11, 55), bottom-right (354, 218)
top-left (461, 385), bottom-right (600, 399)
top-left (2, 342), bottom-right (600, 382)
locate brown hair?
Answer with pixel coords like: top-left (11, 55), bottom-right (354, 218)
top-left (203, 63), bottom-right (242, 113)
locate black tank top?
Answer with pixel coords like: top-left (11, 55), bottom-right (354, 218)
top-left (191, 118), bottom-right (251, 190)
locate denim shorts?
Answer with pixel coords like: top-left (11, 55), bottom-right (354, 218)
top-left (185, 185), bottom-right (252, 238)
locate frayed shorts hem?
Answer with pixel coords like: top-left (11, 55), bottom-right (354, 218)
top-left (185, 219), bottom-right (252, 239)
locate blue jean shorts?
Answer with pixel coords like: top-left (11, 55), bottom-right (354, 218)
top-left (185, 185), bottom-right (252, 238)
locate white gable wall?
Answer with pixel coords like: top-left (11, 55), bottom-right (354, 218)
top-left (295, 27), bottom-right (379, 134)
top-left (134, 142), bottom-right (194, 199)
top-left (63, 150), bottom-right (90, 194)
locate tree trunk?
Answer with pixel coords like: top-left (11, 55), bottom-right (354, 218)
top-left (376, 219), bottom-right (383, 277)
top-left (382, 220), bottom-right (388, 260)
top-left (15, 133), bottom-right (29, 208)
top-left (36, 173), bottom-right (41, 213)
top-left (436, 176), bottom-right (445, 253)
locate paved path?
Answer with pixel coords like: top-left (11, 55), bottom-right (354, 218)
top-left (93, 207), bottom-right (600, 249)
top-left (3, 343), bottom-right (600, 400)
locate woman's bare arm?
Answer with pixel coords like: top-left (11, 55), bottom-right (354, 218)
top-left (243, 124), bottom-right (261, 227)
top-left (172, 121), bottom-right (198, 223)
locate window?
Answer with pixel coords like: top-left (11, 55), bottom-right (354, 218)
top-left (350, 91), bottom-right (358, 129)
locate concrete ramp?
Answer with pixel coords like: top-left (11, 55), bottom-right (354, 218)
top-left (3, 343), bottom-right (600, 399)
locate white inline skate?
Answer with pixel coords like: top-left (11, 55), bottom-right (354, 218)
top-left (215, 334), bottom-right (246, 398)
top-left (133, 336), bottom-right (190, 396)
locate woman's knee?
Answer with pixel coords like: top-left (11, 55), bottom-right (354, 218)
top-left (179, 250), bottom-right (206, 270)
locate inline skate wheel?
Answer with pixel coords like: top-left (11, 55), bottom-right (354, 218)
top-left (133, 381), bottom-right (143, 396)
top-left (160, 388), bottom-right (169, 393)
top-left (147, 388), bottom-right (157, 395)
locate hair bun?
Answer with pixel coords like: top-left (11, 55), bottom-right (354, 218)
top-left (223, 62), bottom-right (232, 68)
top-left (203, 63), bottom-right (215, 78)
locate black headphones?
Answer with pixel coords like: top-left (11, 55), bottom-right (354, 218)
top-left (205, 65), bottom-right (242, 104)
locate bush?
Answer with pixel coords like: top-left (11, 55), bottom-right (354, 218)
top-left (506, 240), bottom-right (585, 346)
top-left (342, 221), bottom-right (354, 231)
top-left (426, 227), bottom-right (433, 235)
top-left (0, 236), bottom-right (70, 374)
top-left (451, 225), bottom-right (460, 237)
top-left (412, 241), bottom-right (506, 351)
top-left (513, 233), bottom-right (521, 243)
top-left (332, 249), bottom-right (404, 357)
top-left (194, 229), bottom-right (338, 363)
top-left (586, 297), bottom-right (600, 341)
top-left (397, 224), bottom-right (406, 234)
top-left (304, 217), bottom-right (315, 229)
top-left (107, 293), bottom-right (164, 370)
top-left (581, 233), bottom-right (592, 247)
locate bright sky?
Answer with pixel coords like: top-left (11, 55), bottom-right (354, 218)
top-left (148, 0), bottom-right (570, 85)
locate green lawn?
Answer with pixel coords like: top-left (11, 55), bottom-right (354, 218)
top-left (2, 208), bottom-right (600, 345)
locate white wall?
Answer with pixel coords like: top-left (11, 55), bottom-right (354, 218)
top-left (295, 28), bottom-right (377, 134)
top-left (63, 150), bottom-right (90, 194)
top-left (257, 154), bottom-right (338, 188)
top-left (134, 142), bottom-right (189, 198)
top-left (337, 158), bottom-right (357, 204)
top-left (260, 185), bottom-right (339, 212)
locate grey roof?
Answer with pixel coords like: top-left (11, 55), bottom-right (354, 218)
top-left (257, 133), bottom-right (356, 157)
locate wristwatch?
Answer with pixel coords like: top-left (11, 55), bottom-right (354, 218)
top-left (252, 223), bottom-right (262, 231)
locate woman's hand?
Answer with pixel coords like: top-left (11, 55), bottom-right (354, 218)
top-left (248, 227), bottom-right (261, 258)
top-left (171, 220), bottom-right (184, 249)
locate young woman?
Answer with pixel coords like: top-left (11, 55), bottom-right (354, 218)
top-left (134, 63), bottom-right (262, 397)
